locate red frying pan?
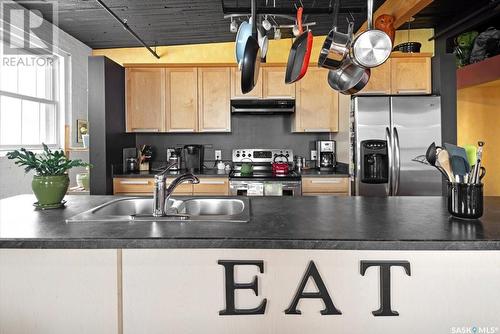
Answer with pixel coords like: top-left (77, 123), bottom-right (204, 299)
top-left (285, 7), bottom-right (313, 84)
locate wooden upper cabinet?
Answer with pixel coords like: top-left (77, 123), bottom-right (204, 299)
top-left (262, 67), bottom-right (296, 98)
top-left (165, 68), bottom-right (198, 132)
top-left (294, 67), bottom-right (338, 133)
top-left (357, 59), bottom-right (392, 95)
top-left (198, 67), bottom-right (231, 132)
top-left (231, 67), bottom-right (263, 98)
top-left (125, 68), bottom-right (165, 132)
top-left (391, 57), bottom-right (432, 94)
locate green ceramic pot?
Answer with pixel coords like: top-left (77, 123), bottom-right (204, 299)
top-left (32, 175), bottom-right (69, 205)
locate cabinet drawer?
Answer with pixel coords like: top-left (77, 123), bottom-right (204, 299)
top-left (193, 178), bottom-right (229, 195)
top-left (301, 177), bottom-right (349, 194)
top-left (113, 178), bottom-right (154, 194)
top-left (113, 178), bottom-right (193, 195)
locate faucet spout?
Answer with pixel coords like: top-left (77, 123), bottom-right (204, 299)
top-left (153, 171), bottom-right (200, 217)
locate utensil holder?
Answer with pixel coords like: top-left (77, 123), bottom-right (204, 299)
top-left (447, 182), bottom-right (483, 219)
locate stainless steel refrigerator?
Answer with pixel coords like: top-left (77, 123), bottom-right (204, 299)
top-left (351, 96), bottom-right (442, 196)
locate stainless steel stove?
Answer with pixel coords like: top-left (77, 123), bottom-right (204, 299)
top-left (229, 149), bottom-right (302, 196)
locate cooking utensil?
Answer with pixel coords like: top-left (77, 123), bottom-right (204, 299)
top-left (393, 42), bottom-right (422, 53)
top-left (240, 0), bottom-right (261, 94)
top-left (464, 144), bottom-right (477, 168)
top-left (444, 143), bottom-right (470, 177)
top-left (425, 142), bottom-right (438, 166)
top-left (318, 0), bottom-right (354, 70)
top-left (285, 7), bottom-right (313, 84)
top-left (437, 149), bottom-right (454, 182)
top-left (375, 14), bottom-right (395, 44)
top-left (258, 27), bottom-right (269, 59)
top-left (327, 57), bottom-right (371, 94)
top-left (235, 20), bottom-right (252, 67)
top-left (240, 160), bottom-right (254, 175)
top-left (471, 141), bottom-right (485, 184)
top-left (350, 0), bottom-right (392, 69)
top-left (272, 154), bottom-right (289, 174)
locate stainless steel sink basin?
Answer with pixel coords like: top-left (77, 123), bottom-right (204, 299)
top-left (66, 197), bottom-right (250, 223)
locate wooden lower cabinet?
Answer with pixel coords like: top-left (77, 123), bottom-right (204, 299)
top-left (301, 177), bottom-right (349, 196)
top-left (113, 177), bottom-right (228, 196)
top-left (193, 177), bottom-right (229, 196)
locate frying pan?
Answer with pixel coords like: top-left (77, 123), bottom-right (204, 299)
top-left (285, 7), bottom-right (313, 84)
top-left (240, 0), bottom-right (261, 94)
top-left (235, 20), bottom-right (252, 67)
top-left (318, 0), bottom-right (354, 70)
top-left (350, 0), bottom-right (392, 68)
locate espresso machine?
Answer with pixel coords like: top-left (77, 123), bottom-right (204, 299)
top-left (316, 140), bottom-right (336, 171)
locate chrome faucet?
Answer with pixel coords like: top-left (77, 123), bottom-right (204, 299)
top-left (153, 163), bottom-right (200, 217)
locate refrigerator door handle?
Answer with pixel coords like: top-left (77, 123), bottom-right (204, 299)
top-left (385, 127), bottom-right (393, 196)
top-left (393, 126), bottom-right (401, 195)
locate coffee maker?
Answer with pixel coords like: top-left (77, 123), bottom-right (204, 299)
top-left (183, 145), bottom-right (204, 172)
top-left (316, 140), bottom-right (336, 171)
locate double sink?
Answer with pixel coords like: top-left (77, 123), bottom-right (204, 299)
top-left (66, 197), bottom-right (250, 223)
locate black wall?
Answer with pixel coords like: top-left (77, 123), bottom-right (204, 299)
top-left (89, 56), bottom-right (135, 194)
top-left (136, 113), bottom-right (329, 163)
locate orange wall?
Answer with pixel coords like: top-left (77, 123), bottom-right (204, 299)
top-left (457, 79), bottom-right (500, 196)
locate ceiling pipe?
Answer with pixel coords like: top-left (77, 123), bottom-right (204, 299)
top-left (95, 0), bottom-right (160, 59)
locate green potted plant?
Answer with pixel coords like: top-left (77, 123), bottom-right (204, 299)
top-left (7, 143), bottom-right (90, 208)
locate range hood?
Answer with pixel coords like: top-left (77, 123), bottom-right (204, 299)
top-left (231, 99), bottom-right (295, 114)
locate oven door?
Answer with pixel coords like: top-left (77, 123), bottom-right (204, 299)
top-left (229, 180), bottom-right (301, 196)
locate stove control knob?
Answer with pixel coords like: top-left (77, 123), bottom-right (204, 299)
top-left (236, 154), bottom-right (240, 157)
top-left (248, 154), bottom-right (252, 158)
top-left (242, 154), bottom-right (246, 157)
top-left (285, 154), bottom-right (289, 158)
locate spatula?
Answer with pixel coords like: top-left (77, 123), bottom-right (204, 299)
top-left (437, 149), bottom-right (454, 182)
top-left (444, 143), bottom-right (470, 175)
top-left (464, 144), bottom-right (477, 168)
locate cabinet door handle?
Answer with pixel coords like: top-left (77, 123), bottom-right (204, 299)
top-left (198, 180), bottom-right (226, 185)
top-left (199, 129), bottom-right (230, 132)
top-left (310, 179), bottom-right (343, 184)
top-left (131, 128), bottom-right (160, 132)
top-left (169, 129), bottom-right (196, 132)
top-left (119, 180), bottom-right (150, 185)
top-left (359, 90), bottom-right (389, 94)
top-left (396, 89), bottom-right (429, 94)
top-left (304, 128), bottom-right (331, 132)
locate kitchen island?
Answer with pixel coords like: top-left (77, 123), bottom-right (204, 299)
top-left (1, 195), bottom-right (500, 334)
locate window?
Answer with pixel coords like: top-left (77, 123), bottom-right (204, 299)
top-left (0, 44), bottom-right (63, 150)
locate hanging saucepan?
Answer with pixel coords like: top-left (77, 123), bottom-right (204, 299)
top-left (284, 7), bottom-right (313, 84)
top-left (349, 0), bottom-right (392, 69)
top-left (328, 57), bottom-right (371, 95)
top-left (318, 0), bottom-right (354, 70)
top-left (258, 26), bottom-right (269, 59)
top-left (241, 0), bottom-right (261, 94)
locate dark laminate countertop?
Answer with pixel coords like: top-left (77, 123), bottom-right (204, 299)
top-left (1, 195), bottom-right (499, 250)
